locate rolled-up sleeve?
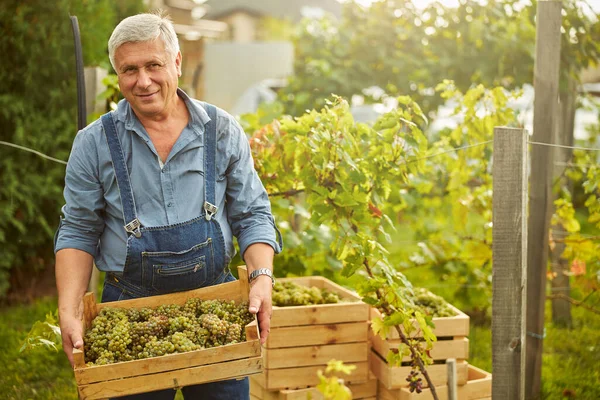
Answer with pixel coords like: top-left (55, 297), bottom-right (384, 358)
top-left (224, 118), bottom-right (282, 259)
top-left (54, 129), bottom-right (105, 256)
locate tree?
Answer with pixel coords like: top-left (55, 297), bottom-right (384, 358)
top-left (0, 0), bottom-right (145, 300)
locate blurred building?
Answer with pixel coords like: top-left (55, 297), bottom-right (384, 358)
top-left (145, 0), bottom-right (342, 111)
top-left (203, 0), bottom-right (342, 42)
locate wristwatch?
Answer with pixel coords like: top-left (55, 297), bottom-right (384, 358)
top-left (249, 268), bottom-right (275, 287)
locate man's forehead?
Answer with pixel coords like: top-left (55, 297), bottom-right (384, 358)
top-left (115, 40), bottom-right (169, 64)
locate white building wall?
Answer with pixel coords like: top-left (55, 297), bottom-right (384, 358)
top-left (202, 41), bottom-right (293, 112)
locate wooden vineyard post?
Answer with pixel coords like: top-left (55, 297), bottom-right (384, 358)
top-left (492, 127), bottom-right (528, 400)
top-left (527, 2), bottom-right (562, 398)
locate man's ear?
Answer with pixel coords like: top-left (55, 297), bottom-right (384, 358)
top-left (175, 51), bottom-right (182, 77)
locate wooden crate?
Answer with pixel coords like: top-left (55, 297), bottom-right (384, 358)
top-left (370, 304), bottom-right (470, 341)
top-left (250, 375), bottom-right (378, 400)
top-left (378, 364), bottom-right (492, 400)
top-left (371, 334), bottom-right (469, 364)
top-left (260, 276), bottom-right (371, 390)
top-left (370, 301), bottom-right (470, 390)
top-left (370, 349), bottom-right (469, 390)
top-left (73, 266), bottom-right (262, 400)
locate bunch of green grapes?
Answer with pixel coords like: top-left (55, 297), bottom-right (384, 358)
top-left (84, 298), bottom-right (254, 366)
top-left (407, 288), bottom-right (456, 318)
top-left (272, 281), bottom-right (342, 306)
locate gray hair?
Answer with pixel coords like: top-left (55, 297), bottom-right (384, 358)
top-left (108, 11), bottom-right (180, 70)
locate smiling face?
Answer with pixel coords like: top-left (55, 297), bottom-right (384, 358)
top-left (113, 39), bottom-right (182, 120)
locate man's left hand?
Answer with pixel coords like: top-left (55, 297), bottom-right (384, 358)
top-left (248, 275), bottom-right (273, 345)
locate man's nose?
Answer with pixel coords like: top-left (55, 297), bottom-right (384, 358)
top-left (137, 68), bottom-right (152, 88)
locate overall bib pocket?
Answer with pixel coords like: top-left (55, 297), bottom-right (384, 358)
top-left (141, 238), bottom-right (216, 294)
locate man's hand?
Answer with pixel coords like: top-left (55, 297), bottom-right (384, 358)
top-left (59, 312), bottom-right (84, 368)
top-left (248, 275), bottom-right (273, 345)
top-left (55, 248), bottom-right (93, 368)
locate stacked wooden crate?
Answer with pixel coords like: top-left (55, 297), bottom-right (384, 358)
top-left (369, 301), bottom-right (492, 399)
top-left (250, 276), bottom-right (375, 399)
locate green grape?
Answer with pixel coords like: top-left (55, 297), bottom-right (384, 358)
top-left (84, 299), bottom-right (252, 365)
top-left (272, 281), bottom-right (342, 307)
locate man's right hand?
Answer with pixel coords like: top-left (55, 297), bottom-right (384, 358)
top-left (55, 248), bottom-right (94, 368)
top-left (59, 313), bottom-right (84, 368)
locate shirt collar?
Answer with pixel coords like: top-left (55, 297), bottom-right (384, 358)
top-left (115, 88), bottom-right (212, 135)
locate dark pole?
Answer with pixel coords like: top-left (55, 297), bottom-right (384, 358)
top-left (70, 16), bottom-right (87, 130)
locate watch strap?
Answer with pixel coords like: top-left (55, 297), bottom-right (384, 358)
top-left (249, 268), bottom-right (275, 287)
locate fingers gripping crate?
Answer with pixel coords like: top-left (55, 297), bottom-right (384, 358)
top-left (73, 266), bottom-right (262, 400)
top-left (369, 302), bottom-right (470, 390)
top-left (377, 364), bottom-right (492, 400)
top-left (259, 276), bottom-right (371, 391)
top-left (250, 375), bottom-right (378, 400)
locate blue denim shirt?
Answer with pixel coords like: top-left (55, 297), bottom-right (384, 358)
top-left (54, 89), bottom-right (281, 272)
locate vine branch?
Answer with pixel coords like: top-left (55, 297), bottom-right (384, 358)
top-left (268, 188), bottom-right (305, 197)
top-left (363, 259), bottom-right (440, 399)
top-left (546, 293), bottom-right (600, 315)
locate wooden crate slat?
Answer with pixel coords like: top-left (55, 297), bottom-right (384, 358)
top-left (263, 361), bottom-right (369, 390)
top-left (83, 293), bottom-right (97, 331)
top-left (267, 321), bottom-right (368, 348)
top-left (378, 381), bottom-right (451, 400)
top-left (278, 276), bottom-right (360, 297)
top-left (279, 387), bottom-right (323, 400)
top-left (370, 350), bottom-right (468, 390)
top-left (370, 305), bottom-right (469, 340)
top-left (75, 338), bottom-right (261, 384)
top-left (346, 378), bottom-right (378, 398)
top-left (465, 365), bottom-right (492, 399)
top-left (249, 376), bottom-right (281, 400)
top-left (271, 302), bottom-right (368, 328)
top-left (251, 376), bottom-right (377, 400)
top-left (372, 334), bottom-right (469, 362)
top-left (278, 276), bottom-right (319, 288)
top-left (96, 280), bottom-right (242, 312)
top-left (264, 342), bottom-right (368, 368)
top-left (78, 356), bottom-right (262, 399)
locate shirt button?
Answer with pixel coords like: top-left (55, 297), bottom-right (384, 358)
top-left (167, 202), bottom-right (173, 207)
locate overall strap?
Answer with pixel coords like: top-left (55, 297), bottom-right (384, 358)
top-left (101, 113), bottom-right (142, 237)
top-left (203, 103), bottom-right (218, 221)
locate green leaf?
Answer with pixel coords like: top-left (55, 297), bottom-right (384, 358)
top-left (370, 317), bottom-right (389, 339)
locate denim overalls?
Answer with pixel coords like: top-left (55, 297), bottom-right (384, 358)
top-left (99, 104), bottom-right (249, 400)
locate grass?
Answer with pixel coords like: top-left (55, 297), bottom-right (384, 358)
top-left (0, 297), bottom-right (78, 400)
top-left (468, 304), bottom-right (600, 400)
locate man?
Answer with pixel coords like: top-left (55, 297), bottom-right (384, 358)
top-left (54, 11), bottom-right (281, 399)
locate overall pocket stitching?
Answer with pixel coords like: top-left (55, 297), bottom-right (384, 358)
top-left (155, 256), bottom-right (206, 276)
top-left (141, 238), bottom-right (212, 257)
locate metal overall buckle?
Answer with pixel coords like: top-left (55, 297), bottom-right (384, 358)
top-left (124, 218), bottom-right (142, 238)
top-left (204, 202), bottom-right (218, 221)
